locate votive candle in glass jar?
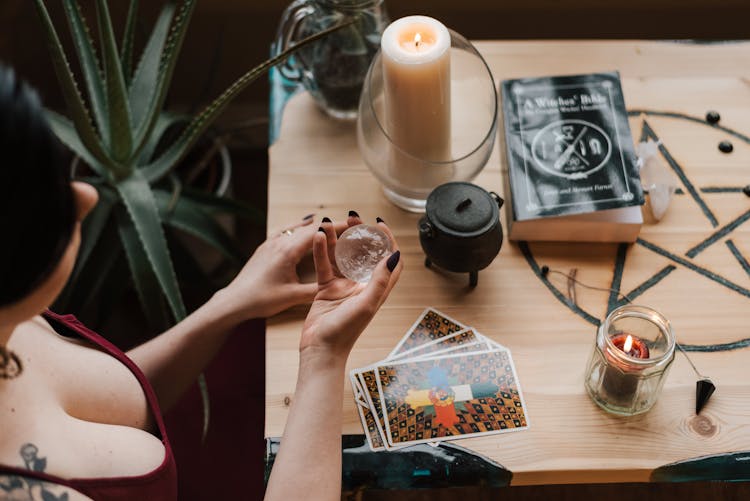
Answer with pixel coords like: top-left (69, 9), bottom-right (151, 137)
top-left (584, 305), bottom-right (675, 416)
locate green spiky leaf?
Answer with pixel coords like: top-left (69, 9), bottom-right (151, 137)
top-left (139, 112), bottom-right (185, 164)
top-left (120, 0), bottom-right (139, 85)
top-left (116, 205), bottom-right (170, 332)
top-left (132, 0), bottom-right (195, 157)
top-left (95, 0), bottom-right (132, 164)
top-left (61, 0), bottom-right (108, 139)
top-left (128, 1), bottom-right (176, 131)
top-left (46, 110), bottom-right (107, 179)
top-left (116, 170), bottom-right (186, 321)
top-left (33, 0), bottom-right (110, 165)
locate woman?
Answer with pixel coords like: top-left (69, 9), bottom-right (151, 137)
top-left (0, 66), bottom-right (401, 500)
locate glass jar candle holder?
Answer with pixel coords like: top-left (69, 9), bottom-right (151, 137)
top-left (584, 305), bottom-right (676, 416)
top-left (356, 28), bottom-right (498, 212)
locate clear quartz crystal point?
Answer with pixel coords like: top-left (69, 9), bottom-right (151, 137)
top-left (637, 139), bottom-right (678, 221)
top-left (334, 224), bottom-right (392, 283)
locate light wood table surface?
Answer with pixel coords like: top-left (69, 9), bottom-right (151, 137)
top-left (265, 40), bottom-right (750, 486)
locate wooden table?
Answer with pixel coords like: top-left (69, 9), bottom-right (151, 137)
top-left (265, 41), bottom-right (750, 488)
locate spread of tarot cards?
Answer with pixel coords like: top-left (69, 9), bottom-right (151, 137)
top-left (350, 308), bottom-right (530, 451)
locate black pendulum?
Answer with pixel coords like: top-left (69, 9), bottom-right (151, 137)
top-left (676, 343), bottom-right (716, 415)
top-left (695, 379), bottom-right (716, 415)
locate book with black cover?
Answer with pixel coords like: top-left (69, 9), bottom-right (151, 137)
top-left (499, 72), bottom-right (644, 242)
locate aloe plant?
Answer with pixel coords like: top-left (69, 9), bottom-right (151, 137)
top-left (34, 0), bottom-right (351, 435)
top-left (35, 0), bottom-right (346, 325)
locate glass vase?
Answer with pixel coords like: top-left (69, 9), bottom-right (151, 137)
top-left (273, 0), bottom-right (388, 120)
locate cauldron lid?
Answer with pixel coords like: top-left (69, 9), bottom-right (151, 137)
top-left (426, 182), bottom-right (497, 236)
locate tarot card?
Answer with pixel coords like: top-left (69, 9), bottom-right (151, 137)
top-left (408, 340), bottom-right (489, 361)
top-left (348, 370), bottom-right (368, 407)
top-left (391, 328), bottom-right (481, 361)
top-left (351, 368), bottom-right (387, 450)
top-left (353, 390), bottom-right (385, 450)
top-left (375, 349), bottom-right (529, 447)
top-left (355, 368), bottom-right (409, 450)
top-left (388, 308), bottom-right (466, 358)
top-left (395, 327), bottom-right (506, 361)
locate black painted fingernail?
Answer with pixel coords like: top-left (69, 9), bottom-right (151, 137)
top-left (303, 213), bottom-right (314, 220)
top-left (321, 217), bottom-right (332, 223)
top-left (376, 216), bottom-right (385, 224)
top-left (318, 227), bottom-right (326, 233)
top-left (348, 210), bottom-right (359, 218)
top-left (386, 250), bottom-right (400, 272)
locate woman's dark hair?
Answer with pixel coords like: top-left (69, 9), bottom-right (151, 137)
top-left (0, 65), bottom-right (76, 307)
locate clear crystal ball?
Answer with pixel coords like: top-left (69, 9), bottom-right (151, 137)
top-left (334, 224), bottom-right (392, 283)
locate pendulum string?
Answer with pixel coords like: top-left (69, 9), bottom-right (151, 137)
top-left (674, 343), bottom-right (707, 379)
top-left (541, 264), bottom-right (715, 414)
top-left (541, 266), bottom-right (634, 304)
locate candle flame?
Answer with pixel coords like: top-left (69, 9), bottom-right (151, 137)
top-left (623, 335), bottom-right (633, 354)
top-left (414, 32), bottom-right (422, 48)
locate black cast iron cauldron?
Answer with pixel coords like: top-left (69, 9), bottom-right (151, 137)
top-left (418, 182), bottom-right (504, 287)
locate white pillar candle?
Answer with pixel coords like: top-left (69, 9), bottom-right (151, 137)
top-left (381, 16), bottom-right (452, 194)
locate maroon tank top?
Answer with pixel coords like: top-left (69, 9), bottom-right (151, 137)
top-left (0, 311), bottom-right (178, 500)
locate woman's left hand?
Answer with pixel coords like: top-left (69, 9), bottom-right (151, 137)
top-left (215, 216), bottom-right (348, 322)
top-left (300, 214), bottom-right (402, 360)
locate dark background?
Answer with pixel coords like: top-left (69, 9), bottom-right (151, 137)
top-left (2, 0), bottom-right (750, 119)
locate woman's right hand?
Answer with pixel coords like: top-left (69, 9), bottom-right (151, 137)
top-left (300, 215), bottom-right (402, 361)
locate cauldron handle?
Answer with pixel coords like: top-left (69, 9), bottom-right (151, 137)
top-left (489, 191), bottom-right (504, 209)
top-left (418, 219), bottom-right (435, 239)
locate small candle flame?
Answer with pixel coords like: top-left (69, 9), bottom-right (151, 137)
top-left (414, 32), bottom-right (422, 48)
top-left (623, 334), bottom-right (633, 354)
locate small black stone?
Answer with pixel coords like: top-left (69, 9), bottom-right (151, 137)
top-left (743, 185), bottom-right (750, 198)
top-left (696, 378), bottom-right (716, 415)
top-left (705, 110), bottom-right (721, 124)
top-left (718, 140), bottom-right (733, 153)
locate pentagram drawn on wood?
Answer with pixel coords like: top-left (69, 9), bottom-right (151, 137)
top-left (520, 110), bottom-right (750, 353)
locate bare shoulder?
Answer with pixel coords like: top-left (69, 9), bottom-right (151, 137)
top-left (0, 473), bottom-right (93, 501)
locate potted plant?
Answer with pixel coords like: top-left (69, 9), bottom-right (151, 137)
top-left (34, 0), bottom-right (351, 433)
top-left (34, 0), bottom-right (347, 329)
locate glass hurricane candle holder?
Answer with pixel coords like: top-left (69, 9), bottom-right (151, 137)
top-left (584, 305), bottom-right (676, 416)
top-left (357, 29), bottom-right (497, 212)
